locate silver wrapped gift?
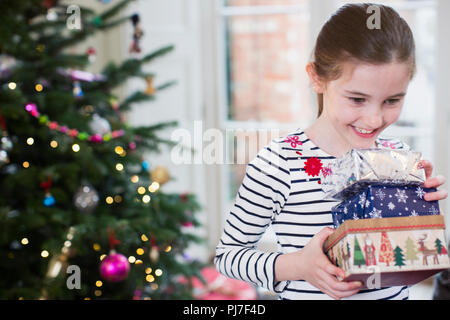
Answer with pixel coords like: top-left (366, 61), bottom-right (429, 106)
top-left (321, 149), bottom-right (426, 200)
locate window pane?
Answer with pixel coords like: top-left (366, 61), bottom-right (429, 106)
top-left (224, 11), bottom-right (315, 124)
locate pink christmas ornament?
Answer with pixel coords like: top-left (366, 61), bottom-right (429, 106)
top-left (99, 251), bottom-right (130, 282)
top-left (25, 103), bottom-right (40, 117)
top-left (89, 134), bottom-right (103, 143)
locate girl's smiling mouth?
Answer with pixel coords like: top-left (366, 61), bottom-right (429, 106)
top-left (351, 125), bottom-right (379, 138)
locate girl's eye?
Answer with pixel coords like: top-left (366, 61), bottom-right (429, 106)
top-left (385, 99), bottom-right (400, 105)
top-left (349, 97), bottom-right (365, 104)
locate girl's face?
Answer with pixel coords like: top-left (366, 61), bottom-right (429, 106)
top-left (320, 61), bottom-right (411, 150)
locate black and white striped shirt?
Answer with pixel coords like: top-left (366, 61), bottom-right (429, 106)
top-left (215, 129), bottom-right (410, 300)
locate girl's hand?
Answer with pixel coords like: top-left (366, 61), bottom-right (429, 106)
top-left (420, 160), bottom-right (448, 202)
top-left (279, 227), bottom-right (363, 300)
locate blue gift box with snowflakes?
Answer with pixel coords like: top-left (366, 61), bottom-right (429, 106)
top-left (331, 184), bottom-right (439, 228)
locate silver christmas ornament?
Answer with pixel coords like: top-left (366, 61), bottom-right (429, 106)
top-left (1, 135), bottom-right (13, 150)
top-left (74, 184), bottom-right (99, 213)
top-left (89, 114), bottom-right (111, 136)
top-left (0, 150), bottom-right (9, 166)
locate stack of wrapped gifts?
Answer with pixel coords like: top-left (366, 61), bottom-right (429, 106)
top-left (320, 149), bottom-right (450, 288)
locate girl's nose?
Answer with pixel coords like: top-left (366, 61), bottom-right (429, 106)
top-left (364, 108), bottom-right (383, 129)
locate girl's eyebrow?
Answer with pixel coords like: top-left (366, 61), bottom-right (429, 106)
top-left (344, 90), bottom-right (406, 98)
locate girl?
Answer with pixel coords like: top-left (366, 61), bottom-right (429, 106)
top-left (214, 3), bottom-right (448, 300)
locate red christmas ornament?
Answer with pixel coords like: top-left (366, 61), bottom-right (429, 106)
top-left (48, 121), bottom-right (59, 130)
top-left (68, 129), bottom-right (79, 137)
top-left (43, 0), bottom-right (55, 9)
top-left (86, 47), bottom-right (96, 55)
top-left (107, 227), bottom-right (121, 249)
top-left (304, 157), bottom-right (323, 177)
top-left (180, 193), bottom-right (189, 202)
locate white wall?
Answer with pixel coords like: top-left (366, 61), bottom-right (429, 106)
top-left (122, 0), bottom-right (210, 261)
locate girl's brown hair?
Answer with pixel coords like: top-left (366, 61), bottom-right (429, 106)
top-left (312, 3), bottom-right (416, 117)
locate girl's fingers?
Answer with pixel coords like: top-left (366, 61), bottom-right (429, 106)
top-left (316, 278), bottom-right (338, 300)
top-left (323, 271), bottom-right (362, 292)
top-left (318, 265), bottom-right (362, 298)
top-left (424, 175), bottom-right (446, 188)
top-left (318, 271), bottom-right (362, 299)
top-left (325, 263), bottom-right (346, 279)
top-left (424, 189), bottom-right (448, 202)
top-left (420, 160), bottom-right (433, 180)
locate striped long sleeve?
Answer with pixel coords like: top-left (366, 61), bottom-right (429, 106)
top-left (214, 139), bottom-right (291, 293)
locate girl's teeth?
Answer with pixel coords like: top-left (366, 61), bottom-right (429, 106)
top-left (355, 127), bottom-right (374, 134)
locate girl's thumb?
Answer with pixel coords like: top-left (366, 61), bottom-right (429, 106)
top-left (314, 227), bottom-right (335, 246)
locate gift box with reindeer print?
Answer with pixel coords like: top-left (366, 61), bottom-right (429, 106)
top-left (324, 215), bottom-right (450, 288)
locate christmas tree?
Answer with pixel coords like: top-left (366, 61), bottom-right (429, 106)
top-left (353, 237), bottom-right (366, 268)
top-left (0, 0), bottom-right (204, 300)
top-left (405, 237), bottom-right (418, 265)
top-left (435, 238), bottom-right (443, 255)
top-left (378, 232), bottom-right (394, 267)
top-left (394, 246), bottom-right (405, 268)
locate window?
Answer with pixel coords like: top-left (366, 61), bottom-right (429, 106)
top-left (219, 0), bottom-right (313, 203)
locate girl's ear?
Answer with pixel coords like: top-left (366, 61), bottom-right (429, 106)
top-left (306, 62), bottom-right (325, 94)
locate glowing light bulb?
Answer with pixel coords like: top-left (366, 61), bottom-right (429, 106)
top-left (137, 187), bottom-right (146, 194)
top-left (26, 137), bottom-right (34, 145)
top-left (148, 182), bottom-right (160, 193)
